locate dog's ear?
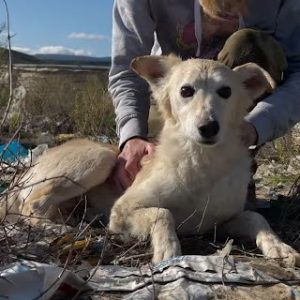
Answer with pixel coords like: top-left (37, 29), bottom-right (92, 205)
top-left (233, 63), bottom-right (276, 100)
top-left (131, 55), bottom-right (181, 85)
top-left (131, 55), bottom-right (181, 124)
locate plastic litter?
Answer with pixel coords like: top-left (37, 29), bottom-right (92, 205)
top-left (0, 143), bottom-right (48, 171)
top-left (1, 256), bottom-right (300, 299)
top-left (0, 140), bottom-right (28, 163)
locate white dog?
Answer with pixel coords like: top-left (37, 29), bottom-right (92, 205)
top-left (2, 56), bottom-right (299, 266)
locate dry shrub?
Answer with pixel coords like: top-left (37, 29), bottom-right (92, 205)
top-left (24, 73), bottom-right (116, 138)
top-left (7, 111), bottom-right (22, 133)
top-left (272, 133), bottom-right (298, 164)
top-left (0, 47), bottom-right (9, 114)
top-left (0, 81), bottom-right (9, 110)
top-left (25, 75), bottom-right (79, 132)
top-left (72, 75), bottom-right (116, 137)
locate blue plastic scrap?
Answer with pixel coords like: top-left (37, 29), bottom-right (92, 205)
top-left (0, 140), bottom-right (28, 163)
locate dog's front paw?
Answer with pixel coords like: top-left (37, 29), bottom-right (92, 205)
top-left (108, 211), bottom-right (131, 242)
top-left (258, 232), bottom-right (300, 267)
top-left (152, 235), bottom-right (182, 265)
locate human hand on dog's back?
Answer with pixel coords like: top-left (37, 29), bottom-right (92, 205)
top-left (111, 138), bottom-right (156, 191)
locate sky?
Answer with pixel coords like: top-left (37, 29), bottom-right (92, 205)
top-left (0, 0), bottom-right (114, 58)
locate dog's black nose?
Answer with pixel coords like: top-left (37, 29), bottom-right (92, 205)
top-left (198, 120), bottom-right (220, 138)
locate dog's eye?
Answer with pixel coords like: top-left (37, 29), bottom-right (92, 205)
top-left (217, 86), bottom-right (231, 99)
top-left (180, 86), bottom-right (195, 98)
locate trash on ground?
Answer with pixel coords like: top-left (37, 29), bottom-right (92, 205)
top-left (0, 140), bottom-right (28, 163)
top-left (1, 255), bottom-right (300, 300)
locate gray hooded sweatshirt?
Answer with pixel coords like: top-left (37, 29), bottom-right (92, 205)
top-left (109, 0), bottom-right (300, 147)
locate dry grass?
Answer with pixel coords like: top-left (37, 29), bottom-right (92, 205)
top-left (254, 129), bottom-right (300, 253)
top-left (0, 81), bottom-right (9, 109)
top-left (0, 55), bottom-right (10, 124)
top-left (23, 73), bottom-right (116, 139)
top-left (24, 75), bottom-right (78, 129)
top-left (72, 75), bottom-right (116, 138)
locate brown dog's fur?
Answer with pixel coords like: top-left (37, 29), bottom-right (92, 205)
top-left (201, 0), bottom-right (248, 18)
top-left (1, 56), bottom-right (299, 266)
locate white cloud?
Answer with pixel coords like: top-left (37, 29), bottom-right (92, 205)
top-left (67, 32), bottom-right (109, 41)
top-left (12, 46), bottom-right (92, 56)
top-left (12, 46), bottom-right (36, 55)
top-left (37, 46), bottom-right (92, 56)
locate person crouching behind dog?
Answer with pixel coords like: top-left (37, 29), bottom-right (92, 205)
top-left (108, 0), bottom-right (299, 204)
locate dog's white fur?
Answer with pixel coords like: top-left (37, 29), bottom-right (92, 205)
top-left (1, 56), bottom-right (299, 266)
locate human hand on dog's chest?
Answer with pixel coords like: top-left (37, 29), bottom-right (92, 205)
top-left (111, 138), bottom-right (156, 192)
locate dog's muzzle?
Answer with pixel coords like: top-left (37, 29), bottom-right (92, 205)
top-left (198, 120), bottom-right (220, 144)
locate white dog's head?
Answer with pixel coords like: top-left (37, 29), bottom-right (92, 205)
top-left (131, 56), bottom-right (275, 146)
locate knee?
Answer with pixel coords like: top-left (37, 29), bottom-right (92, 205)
top-left (218, 29), bottom-right (268, 66)
top-left (226, 28), bottom-right (263, 44)
top-left (218, 29), bottom-right (287, 83)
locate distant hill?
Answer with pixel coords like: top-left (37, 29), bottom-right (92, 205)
top-left (0, 48), bottom-right (111, 67)
top-left (35, 54), bottom-right (111, 66)
top-left (0, 48), bottom-right (42, 64)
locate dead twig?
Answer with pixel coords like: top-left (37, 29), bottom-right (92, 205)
top-left (196, 195), bottom-right (211, 233)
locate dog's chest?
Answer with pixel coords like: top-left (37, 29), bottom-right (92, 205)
top-left (170, 152), bottom-right (251, 234)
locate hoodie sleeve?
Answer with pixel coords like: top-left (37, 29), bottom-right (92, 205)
top-left (246, 0), bottom-right (300, 145)
top-left (108, 0), bottom-right (155, 147)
